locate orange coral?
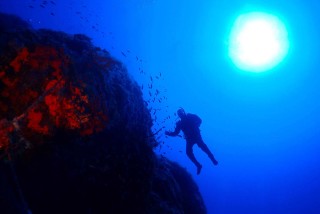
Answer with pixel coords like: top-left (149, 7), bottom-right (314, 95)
top-left (0, 44), bottom-right (109, 156)
top-left (0, 119), bottom-right (14, 151)
top-left (9, 47), bottom-right (29, 72)
top-left (27, 108), bottom-right (49, 135)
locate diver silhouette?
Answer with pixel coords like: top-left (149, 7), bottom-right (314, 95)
top-left (165, 108), bottom-right (218, 175)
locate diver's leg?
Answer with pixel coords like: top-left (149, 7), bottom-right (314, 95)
top-left (186, 142), bottom-right (202, 174)
top-left (197, 140), bottom-right (218, 165)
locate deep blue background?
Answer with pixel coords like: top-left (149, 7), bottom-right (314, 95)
top-left (1, 0), bottom-right (320, 213)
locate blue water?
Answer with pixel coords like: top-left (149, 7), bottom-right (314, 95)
top-left (1, 0), bottom-right (320, 213)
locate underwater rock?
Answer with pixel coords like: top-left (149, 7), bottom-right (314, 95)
top-left (0, 13), bottom-right (206, 214)
top-left (149, 157), bottom-right (207, 214)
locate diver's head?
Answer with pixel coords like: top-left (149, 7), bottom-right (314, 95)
top-left (177, 108), bottom-right (186, 118)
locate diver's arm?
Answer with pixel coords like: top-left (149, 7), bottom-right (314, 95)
top-left (165, 121), bottom-right (181, 137)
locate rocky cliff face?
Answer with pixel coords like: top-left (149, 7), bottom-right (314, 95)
top-left (0, 13), bottom-right (207, 214)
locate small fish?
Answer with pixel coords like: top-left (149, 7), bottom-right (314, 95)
top-left (50, 1), bottom-right (56, 5)
top-left (40, 4), bottom-right (45, 8)
top-left (28, 5), bottom-right (34, 8)
top-left (121, 51), bottom-right (126, 57)
top-left (50, 12), bottom-right (55, 16)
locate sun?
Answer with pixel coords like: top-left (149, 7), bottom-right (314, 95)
top-left (228, 12), bottom-right (289, 72)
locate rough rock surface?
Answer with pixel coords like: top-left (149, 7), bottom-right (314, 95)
top-left (0, 13), bottom-right (207, 214)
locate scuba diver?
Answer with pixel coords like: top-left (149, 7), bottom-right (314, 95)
top-left (165, 108), bottom-right (218, 175)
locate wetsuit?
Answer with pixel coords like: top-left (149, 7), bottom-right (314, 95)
top-left (166, 113), bottom-right (217, 169)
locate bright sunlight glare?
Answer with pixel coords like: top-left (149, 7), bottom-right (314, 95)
top-left (228, 12), bottom-right (289, 72)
